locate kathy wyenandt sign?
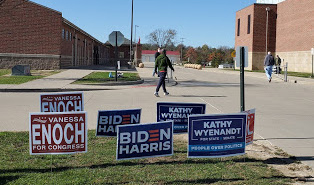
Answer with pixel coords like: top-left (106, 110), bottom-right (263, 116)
top-left (29, 112), bottom-right (87, 155)
top-left (96, 109), bottom-right (141, 137)
top-left (188, 113), bottom-right (246, 158)
top-left (40, 92), bottom-right (84, 112)
top-left (116, 121), bottom-right (173, 160)
top-left (157, 102), bottom-right (206, 133)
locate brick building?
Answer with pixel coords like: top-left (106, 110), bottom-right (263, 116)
top-left (235, 0), bottom-right (314, 72)
top-left (142, 50), bottom-right (180, 63)
top-left (0, 0), bottom-right (138, 69)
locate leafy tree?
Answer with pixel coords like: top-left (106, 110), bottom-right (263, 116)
top-left (185, 47), bottom-right (198, 63)
top-left (146, 29), bottom-right (177, 48)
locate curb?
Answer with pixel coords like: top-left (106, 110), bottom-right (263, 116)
top-left (0, 88), bottom-right (112, 92)
top-left (0, 80), bottom-right (145, 92)
top-left (80, 79), bottom-right (144, 86)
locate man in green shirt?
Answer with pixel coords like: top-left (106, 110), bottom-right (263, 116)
top-left (154, 49), bottom-right (174, 97)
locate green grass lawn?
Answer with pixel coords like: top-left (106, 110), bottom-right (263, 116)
top-left (73, 72), bottom-right (141, 84)
top-left (0, 131), bottom-right (292, 184)
top-left (0, 70), bottom-right (61, 84)
top-left (0, 69), bottom-right (10, 76)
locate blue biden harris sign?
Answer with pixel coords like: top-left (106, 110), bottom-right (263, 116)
top-left (96, 109), bottom-right (141, 137)
top-left (116, 121), bottom-right (173, 160)
top-left (188, 113), bottom-right (246, 158)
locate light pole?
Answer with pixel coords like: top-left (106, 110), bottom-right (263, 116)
top-left (180, 38), bottom-right (185, 64)
top-left (134, 25), bottom-right (139, 63)
top-left (130, 0), bottom-right (134, 63)
top-left (266, 7), bottom-right (270, 54)
top-left (134, 25), bottom-right (139, 43)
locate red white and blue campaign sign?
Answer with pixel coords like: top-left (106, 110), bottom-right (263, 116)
top-left (244, 109), bottom-right (255, 145)
top-left (40, 92), bottom-right (84, 112)
top-left (188, 113), bottom-right (247, 158)
top-left (116, 121), bottom-right (173, 160)
top-left (96, 109), bottom-right (141, 137)
top-left (157, 102), bottom-right (206, 133)
top-left (29, 111), bottom-right (87, 155)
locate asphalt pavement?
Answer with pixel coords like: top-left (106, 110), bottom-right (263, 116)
top-left (1, 62), bottom-right (314, 171)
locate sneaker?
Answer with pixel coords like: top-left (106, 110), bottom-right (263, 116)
top-left (154, 92), bottom-right (159, 97)
top-left (269, 78), bottom-right (271, 83)
top-left (164, 92), bottom-right (169, 96)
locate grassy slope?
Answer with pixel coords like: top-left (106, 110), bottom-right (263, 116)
top-left (0, 131), bottom-right (291, 185)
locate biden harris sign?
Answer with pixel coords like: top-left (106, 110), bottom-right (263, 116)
top-left (96, 109), bottom-right (141, 137)
top-left (116, 121), bottom-right (173, 160)
top-left (157, 102), bottom-right (206, 133)
top-left (188, 113), bottom-right (246, 158)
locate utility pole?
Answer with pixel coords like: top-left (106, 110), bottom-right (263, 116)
top-left (180, 38), bottom-right (185, 64)
top-left (266, 7), bottom-right (270, 55)
top-left (130, 0), bottom-right (134, 64)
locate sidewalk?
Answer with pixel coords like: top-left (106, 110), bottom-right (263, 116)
top-left (0, 64), bottom-right (313, 92)
top-left (199, 67), bottom-right (314, 86)
top-left (0, 64), bottom-right (176, 92)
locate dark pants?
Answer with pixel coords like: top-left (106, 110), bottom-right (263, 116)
top-left (156, 72), bottom-right (167, 93)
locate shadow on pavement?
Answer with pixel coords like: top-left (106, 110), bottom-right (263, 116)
top-left (176, 80), bottom-right (249, 87)
top-left (64, 65), bottom-right (137, 71)
top-left (171, 95), bottom-right (227, 98)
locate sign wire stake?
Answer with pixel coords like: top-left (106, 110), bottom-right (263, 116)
top-left (50, 154), bottom-right (53, 173)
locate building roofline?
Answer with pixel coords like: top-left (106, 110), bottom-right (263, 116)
top-left (27, 0), bottom-right (103, 45)
top-left (27, 0), bottom-right (62, 15)
top-left (236, 3), bottom-right (277, 13)
top-left (236, 4), bottom-right (255, 12)
top-left (62, 18), bottom-right (103, 45)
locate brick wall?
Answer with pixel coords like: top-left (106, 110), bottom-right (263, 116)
top-left (276, 0), bottom-right (314, 52)
top-left (0, 53), bottom-right (60, 69)
top-left (252, 4), bottom-right (277, 53)
top-left (0, 0), bottom-right (62, 55)
top-left (235, 4), bottom-right (254, 52)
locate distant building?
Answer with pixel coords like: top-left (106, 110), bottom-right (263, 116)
top-left (142, 50), bottom-right (180, 63)
top-left (104, 38), bottom-right (142, 67)
top-left (0, 0), bottom-right (139, 69)
top-left (235, 0), bottom-right (313, 72)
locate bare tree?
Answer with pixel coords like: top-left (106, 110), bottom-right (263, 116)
top-left (147, 29), bottom-right (177, 48)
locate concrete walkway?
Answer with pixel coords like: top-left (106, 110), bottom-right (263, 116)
top-left (0, 63), bottom-right (314, 92)
top-left (0, 68), bottom-right (145, 92)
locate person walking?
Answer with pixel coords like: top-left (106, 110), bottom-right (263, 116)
top-left (154, 49), bottom-right (174, 97)
top-left (264, 51), bottom-right (275, 82)
top-left (276, 55), bottom-right (282, 74)
top-left (152, 48), bottom-right (161, 76)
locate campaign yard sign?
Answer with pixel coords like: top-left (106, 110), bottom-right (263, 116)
top-left (188, 113), bottom-right (246, 158)
top-left (96, 109), bottom-right (141, 137)
top-left (29, 112), bottom-right (87, 155)
top-left (116, 121), bottom-right (173, 160)
top-left (244, 109), bottom-right (255, 145)
top-left (40, 92), bottom-right (84, 112)
top-left (157, 102), bottom-right (206, 133)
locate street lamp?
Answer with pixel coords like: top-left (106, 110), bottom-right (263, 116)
top-left (180, 38), bottom-right (185, 64)
top-left (134, 25), bottom-right (139, 63)
top-left (130, 0), bottom-right (134, 63)
top-left (134, 25), bottom-right (139, 43)
top-left (266, 7), bottom-right (270, 54)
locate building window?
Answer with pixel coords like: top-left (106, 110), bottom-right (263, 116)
top-left (62, 29), bottom-right (65, 39)
top-left (119, 52), bottom-right (124, 58)
top-left (237, 19), bottom-right (240, 36)
top-left (247, 15), bottom-right (251, 34)
top-left (69, 32), bottom-right (72, 41)
top-left (66, 30), bottom-right (69, 40)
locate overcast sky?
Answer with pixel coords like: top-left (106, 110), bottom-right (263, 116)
top-left (31, 0), bottom-right (256, 47)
